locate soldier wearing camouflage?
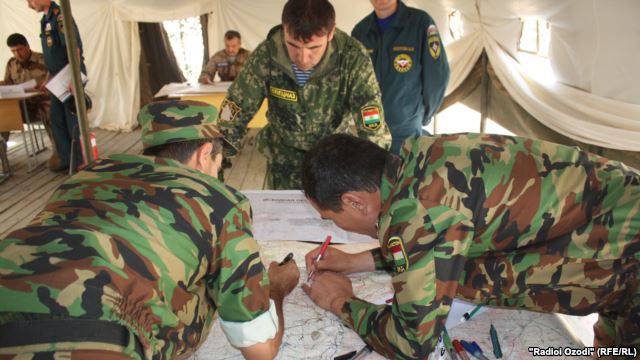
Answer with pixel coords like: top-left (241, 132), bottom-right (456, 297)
top-left (0, 100), bottom-right (289, 359)
top-left (199, 48), bottom-right (250, 83)
top-left (218, 24), bottom-right (391, 189)
top-left (302, 133), bottom-right (640, 359)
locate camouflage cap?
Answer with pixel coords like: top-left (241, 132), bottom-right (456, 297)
top-left (139, 99), bottom-right (235, 151)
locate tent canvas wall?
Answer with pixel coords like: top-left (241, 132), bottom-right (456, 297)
top-left (1, 0), bottom-right (638, 163)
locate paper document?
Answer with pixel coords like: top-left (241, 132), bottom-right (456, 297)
top-left (242, 190), bottom-right (375, 243)
top-left (45, 64), bottom-right (88, 102)
top-left (0, 79), bottom-right (37, 98)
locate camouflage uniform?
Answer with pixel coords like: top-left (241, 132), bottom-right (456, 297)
top-left (199, 48), bottom-right (251, 82)
top-left (1, 51), bottom-right (53, 150)
top-left (0, 100), bottom-right (277, 359)
top-left (339, 134), bottom-right (640, 359)
top-left (219, 26), bottom-right (391, 189)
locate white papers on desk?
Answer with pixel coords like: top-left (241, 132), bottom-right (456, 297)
top-left (0, 79), bottom-right (37, 98)
top-left (242, 190), bottom-right (375, 243)
top-left (45, 64), bottom-right (87, 102)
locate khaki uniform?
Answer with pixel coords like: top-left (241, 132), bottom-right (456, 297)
top-left (199, 48), bottom-right (250, 82)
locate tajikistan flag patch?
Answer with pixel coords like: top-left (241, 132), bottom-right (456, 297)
top-left (387, 236), bottom-right (408, 273)
top-left (361, 106), bottom-right (382, 131)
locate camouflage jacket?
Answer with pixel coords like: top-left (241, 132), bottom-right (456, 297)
top-left (218, 25), bottom-right (390, 153)
top-left (3, 51), bottom-right (48, 86)
top-left (199, 48), bottom-right (250, 82)
top-left (0, 154), bottom-right (271, 359)
top-left (339, 134), bottom-right (640, 359)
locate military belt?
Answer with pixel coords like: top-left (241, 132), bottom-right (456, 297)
top-left (0, 318), bottom-right (144, 357)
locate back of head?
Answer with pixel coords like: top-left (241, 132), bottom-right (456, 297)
top-left (139, 99), bottom-right (232, 163)
top-left (7, 33), bottom-right (28, 47)
top-left (282, 0), bottom-right (336, 42)
top-left (302, 134), bottom-right (390, 211)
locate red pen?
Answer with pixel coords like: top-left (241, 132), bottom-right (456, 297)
top-left (452, 340), bottom-right (470, 360)
top-left (306, 235), bottom-right (332, 282)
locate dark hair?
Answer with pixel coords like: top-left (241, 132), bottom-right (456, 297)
top-left (302, 134), bottom-right (390, 211)
top-left (282, 0), bottom-right (336, 42)
top-left (7, 33), bottom-right (28, 47)
top-left (224, 30), bottom-right (241, 41)
top-left (143, 138), bottom-right (223, 164)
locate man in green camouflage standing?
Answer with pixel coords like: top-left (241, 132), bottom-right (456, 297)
top-left (218, 0), bottom-right (390, 190)
top-left (0, 100), bottom-right (300, 359)
top-left (301, 134), bottom-right (639, 359)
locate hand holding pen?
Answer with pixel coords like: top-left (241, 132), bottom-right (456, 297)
top-left (305, 235), bottom-right (333, 282)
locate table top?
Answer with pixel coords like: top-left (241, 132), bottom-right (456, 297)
top-left (155, 82), bottom-right (232, 98)
top-left (0, 91), bottom-right (41, 101)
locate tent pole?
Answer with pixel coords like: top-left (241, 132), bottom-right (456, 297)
top-left (60, 0), bottom-right (93, 165)
top-left (480, 51), bottom-right (489, 134)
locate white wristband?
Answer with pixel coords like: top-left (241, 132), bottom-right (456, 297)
top-left (219, 299), bottom-right (279, 348)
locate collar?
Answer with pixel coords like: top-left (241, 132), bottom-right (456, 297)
top-left (106, 154), bottom-right (220, 183)
top-left (365, 1), bottom-right (409, 34)
top-left (379, 153), bottom-right (403, 216)
top-left (16, 51), bottom-right (35, 66)
top-left (45, 1), bottom-right (59, 21)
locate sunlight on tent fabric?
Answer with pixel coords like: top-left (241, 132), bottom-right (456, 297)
top-left (431, 103), bottom-right (514, 136)
top-left (163, 17), bottom-right (204, 84)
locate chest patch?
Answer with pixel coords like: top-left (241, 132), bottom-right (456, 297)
top-left (387, 236), bottom-right (408, 273)
top-left (393, 53), bottom-right (413, 73)
top-left (270, 86), bottom-right (298, 102)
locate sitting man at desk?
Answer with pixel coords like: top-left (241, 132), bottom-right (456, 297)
top-left (0, 100), bottom-right (300, 359)
top-left (199, 30), bottom-right (250, 83)
top-left (218, 0), bottom-right (391, 190)
top-left (1, 33), bottom-right (59, 169)
top-left (302, 134), bottom-right (640, 358)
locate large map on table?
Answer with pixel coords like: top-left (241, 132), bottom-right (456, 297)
top-left (192, 241), bottom-right (591, 360)
top-left (192, 241), bottom-right (392, 360)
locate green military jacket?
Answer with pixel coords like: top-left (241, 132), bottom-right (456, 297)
top-left (340, 134), bottom-right (640, 359)
top-left (218, 25), bottom-right (390, 152)
top-left (0, 155), bottom-right (271, 359)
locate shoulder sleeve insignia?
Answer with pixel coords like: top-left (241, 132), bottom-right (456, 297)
top-left (219, 98), bottom-right (241, 123)
top-left (427, 25), bottom-right (441, 60)
top-left (387, 236), bottom-right (408, 273)
top-left (360, 105), bottom-right (382, 131)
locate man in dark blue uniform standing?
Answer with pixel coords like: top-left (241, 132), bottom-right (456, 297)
top-left (28, 0), bottom-right (86, 171)
top-left (352, 0), bottom-right (450, 154)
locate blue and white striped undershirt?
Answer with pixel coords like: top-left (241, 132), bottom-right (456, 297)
top-left (291, 63), bottom-right (314, 86)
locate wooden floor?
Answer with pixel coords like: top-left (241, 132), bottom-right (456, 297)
top-left (0, 127), bottom-right (267, 237)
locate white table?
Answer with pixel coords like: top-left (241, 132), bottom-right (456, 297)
top-left (0, 92), bottom-right (47, 174)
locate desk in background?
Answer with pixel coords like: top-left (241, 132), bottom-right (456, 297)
top-left (155, 82), bottom-right (268, 128)
top-left (0, 92), bottom-right (47, 177)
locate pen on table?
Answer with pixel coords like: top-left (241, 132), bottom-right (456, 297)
top-left (306, 235), bottom-right (332, 282)
top-left (452, 340), bottom-right (470, 360)
top-left (460, 340), bottom-right (489, 360)
top-left (490, 323), bottom-right (503, 358)
top-left (460, 304), bottom-right (483, 322)
top-left (279, 252), bottom-right (294, 265)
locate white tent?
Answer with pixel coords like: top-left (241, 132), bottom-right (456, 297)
top-left (1, 0), bottom-right (639, 153)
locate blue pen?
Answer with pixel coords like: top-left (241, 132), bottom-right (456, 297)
top-left (460, 340), bottom-right (489, 360)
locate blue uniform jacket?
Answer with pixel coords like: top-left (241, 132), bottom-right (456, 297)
top-left (352, 1), bottom-right (450, 149)
top-left (40, 1), bottom-right (86, 76)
